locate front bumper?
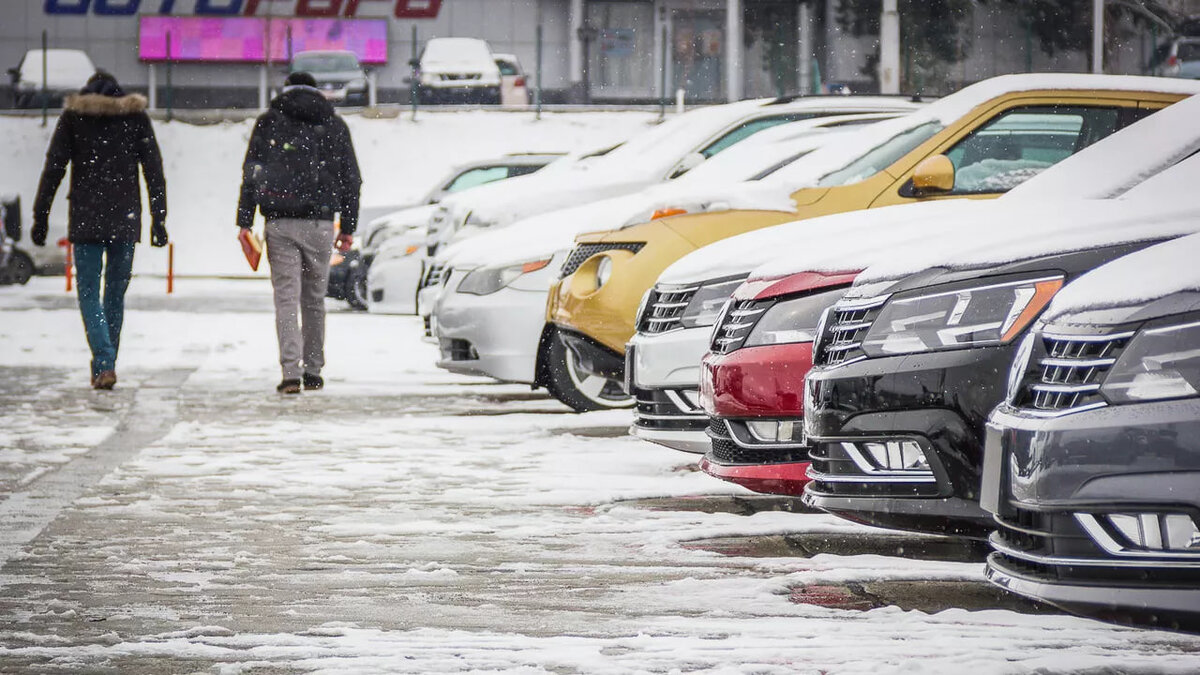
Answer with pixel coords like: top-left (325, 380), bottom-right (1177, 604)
top-left (366, 253), bottom-right (422, 315)
top-left (981, 401), bottom-right (1200, 629)
top-left (697, 343), bottom-right (816, 495)
top-left (626, 326), bottom-right (711, 453)
top-left (434, 284), bottom-right (547, 384)
top-left (802, 346), bottom-right (1012, 537)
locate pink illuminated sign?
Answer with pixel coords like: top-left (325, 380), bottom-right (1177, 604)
top-left (139, 16), bottom-right (388, 64)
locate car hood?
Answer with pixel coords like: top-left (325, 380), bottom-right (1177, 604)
top-left (310, 70), bottom-right (365, 82)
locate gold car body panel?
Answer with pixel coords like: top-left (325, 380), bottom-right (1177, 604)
top-left (550, 88), bottom-right (1188, 358)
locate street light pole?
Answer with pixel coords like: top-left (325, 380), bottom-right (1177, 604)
top-left (1092, 0), bottom-right (1105, 74)
top-left (879, 0), bottom-right (900, 94)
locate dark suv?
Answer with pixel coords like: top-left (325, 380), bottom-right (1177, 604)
top-left (983, 232), bottom-right (1200, 630)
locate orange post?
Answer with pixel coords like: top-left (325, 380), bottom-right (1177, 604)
top-left (167, 242), bottom-right (175, 294)
top-left (59, 238), bottom-right (73, 292)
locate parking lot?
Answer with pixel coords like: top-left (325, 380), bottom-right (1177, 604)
top-left (2, 278), bottom-right (1199, 673)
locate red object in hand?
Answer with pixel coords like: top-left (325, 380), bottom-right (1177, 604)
top-left (335, 233), bottom-right (354, 252)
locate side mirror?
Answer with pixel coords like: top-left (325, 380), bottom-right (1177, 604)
top-left (669, 152), bottom-right (705, 178)
top-left (910, 155), bottom-right (955, 195)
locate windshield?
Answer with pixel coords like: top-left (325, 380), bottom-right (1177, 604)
top-left (1179, 41), bottom-right (1200, 61)
top-left (815, 121), bottom-right (943, 187)
top-left (292, 52), bottom-right (359, 73)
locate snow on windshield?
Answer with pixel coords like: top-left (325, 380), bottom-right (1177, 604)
top-left (422, 38), bottom-right (493, 67)
top-left (1045, 231), bottom-right (1200, 320)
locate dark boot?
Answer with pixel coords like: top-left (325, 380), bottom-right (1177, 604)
top-left (302, 373), bottom-right (324, 391)
top-left (276, 378), bottom-right (302, 395)
top-left (92, 370), bottom-right (117, 390)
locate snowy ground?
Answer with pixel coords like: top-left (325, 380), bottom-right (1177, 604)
top-left (2, 277), bottom-right (1200, 673)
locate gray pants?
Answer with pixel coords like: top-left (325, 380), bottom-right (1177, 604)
top-left (265, 217), bottom-right (335, 380)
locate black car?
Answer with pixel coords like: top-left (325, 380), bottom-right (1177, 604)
top-left (983, 233), bottom-right (1200, 630)
top-left (802, 240), bottom-right (1175, 538)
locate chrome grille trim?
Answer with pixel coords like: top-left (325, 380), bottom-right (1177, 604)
top-left (710, 298), bottom-right (775, 354)
top-left (1014, 330), bottom-right (1133, 415)
top-left (813, 295), bottom-right (888, 366)
top-left (636, 283), bottom-right (698, 335)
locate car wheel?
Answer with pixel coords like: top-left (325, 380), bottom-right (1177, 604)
top-left (346, 267), bottom-right (368, 310)
top-left (3, 250), bottom-right (33, 285)
top-left (540, 328), bottom-right (633, 413)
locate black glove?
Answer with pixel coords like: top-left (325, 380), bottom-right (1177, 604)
top-left (31, 217), bottom-right (48, 247)
top-left (150, 219), bottom-right (169, 248)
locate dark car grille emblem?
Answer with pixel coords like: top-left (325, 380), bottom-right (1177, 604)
top-left (710, 299), bottom-right (773, 354)
top-left (637, 285), bottom-right (698, 335)
top-left (814, 297), bottom-right (886, 366)
top-left (1015, 331), bottom-right (1132, 414)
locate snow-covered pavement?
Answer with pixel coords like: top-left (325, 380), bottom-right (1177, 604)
top-left (2, 277), bottom-right (1200, 673)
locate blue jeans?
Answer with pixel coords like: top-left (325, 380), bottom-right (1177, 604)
top-left (74, 242), bottom-right (136, 376)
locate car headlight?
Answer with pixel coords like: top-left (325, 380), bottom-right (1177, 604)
top-left (745, 287), bottom-right (849, 347)
top-left (1101, 321), bottom-right (1200, 403)
top-left (860, 275), bottom-right (1063, 356)
top-left (596, 256), bottom-right (613, 289)
top-left (679, 277), bottom-right (745, 329)
top-left (457, 259), bottom-right (551, 296)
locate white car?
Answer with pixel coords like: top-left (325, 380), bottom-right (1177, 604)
top-left (416, 37), bottom-right (503, 105)
top-left (8, 49), bottom-right (95, 109)
top-left (628, 92), bottom-right (1200, 453)
top-left (360, 153), bottom-right (560, 314)
top-left (424, 96), bottom-right (923, 256)
top-left (494, 53), bottom-right (530, 106)
top-left (428, 114), bottom-right (900, 385)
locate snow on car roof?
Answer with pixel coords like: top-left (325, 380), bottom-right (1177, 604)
top-left (440, 132), bottom-right (855, 269)
top-left (18, 49), bottom-right (95, 90)
top-left (1008, 94), bottom-right (1200, 200)
top-left (763, 74), bottom-right (1200, 192)
top-left (851, 154), bottom-right (1200, 289)
top-left (439, 98), bottom-right (918, 228)
top-left (1043, 230), bottom-right (1200, 320)
top-left (848, 198), bottom-right (1200, 298)
top-left (422, 37), bottom-right (493, 63)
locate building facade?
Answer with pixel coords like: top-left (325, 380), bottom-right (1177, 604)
top-left (0, 0), bottom-right (1180, 108)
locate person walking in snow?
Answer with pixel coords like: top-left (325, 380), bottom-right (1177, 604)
top-left (237, 71), bottom-right (361, 395)
top-left (32, 71), bottom-right (168, 390)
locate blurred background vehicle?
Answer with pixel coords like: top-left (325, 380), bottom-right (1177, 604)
top-left (7, 48), bottom-right (94, 109)
top-left (414, 37), bottom-right (502, 105)
top-left (494, 53), bottom-right (530, 106)
top-left (1153, 36), bottom-right (1200, 78)
top-left (291, 50), bottom-right (368, 105)
top-left (356, 153), bottom-right (561, 312)
top-left (0, 195), bottom-right (32, 286)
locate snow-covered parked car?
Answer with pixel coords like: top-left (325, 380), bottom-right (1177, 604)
top-left (8, 49), bottom-right (95, 109)
top-left (415, 38), bottom-right (503, 105)
top-left (982, 229), bottom-right (1200, 631)
top-left (427, 114), bottom-right (899, 388)
top-left (494, 53), bottom-right (529, 106)
top-left (802, 152), bottom-right (1200, 539)
top-left (335, 153), bottom-right (558, 312)
top-left (636, 91), bottom-right (1200, 454)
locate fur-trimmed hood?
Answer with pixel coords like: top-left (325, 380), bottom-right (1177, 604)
top-left (65, 93), bottom-right (148, 116)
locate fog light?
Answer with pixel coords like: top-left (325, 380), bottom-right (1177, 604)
top-left (841, 440), bottom-right (931, 474)
top-left (745, 420), bottom-right (803, 443)
top-left (1077, 512), bottom-right (1200, 555)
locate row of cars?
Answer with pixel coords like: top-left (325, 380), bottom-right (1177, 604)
top-left (357, 72), bottom-right (1200, 629)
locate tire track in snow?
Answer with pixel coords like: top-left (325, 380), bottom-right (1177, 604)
top-left (0, 346), bottom-right (207, 566)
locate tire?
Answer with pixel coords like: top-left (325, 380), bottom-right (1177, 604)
top-left (2, 250), bottom-right (33, 285)
top-left (539, 328), bottom-right (633, 413)
top-left (345, 267), bottom-right (368, 310)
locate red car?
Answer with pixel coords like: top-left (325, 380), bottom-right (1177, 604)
top-left (698, 270), bottom-right (858, 495)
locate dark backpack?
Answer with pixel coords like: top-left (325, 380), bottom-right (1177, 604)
top-left (252, 116), bottom-right (336, 217)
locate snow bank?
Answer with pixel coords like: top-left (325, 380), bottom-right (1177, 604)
top-left (1045, 231), bottom-right (1200, 320)
top-left (0, 110), bottom-right (657, 277)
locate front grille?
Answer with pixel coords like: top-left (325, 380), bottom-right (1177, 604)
top-left (710, 299), bottom-right (774, 354)
top-left (806, 440), bottom-right (942, 497)
top-left (1013, 331), bottom-right (1132, 414)
top-left (637, 285), bottom-right (698, 334)
top-left (813, 297), bottom-right (887, 366)
top-left (420, 263), bottom-right (448, 289)
top-left (560, 242), bottom-right (644, 278)
top-left (633, 387), bottom-right (706, 431)
top-left (439, 338), bottom-right (476, 362)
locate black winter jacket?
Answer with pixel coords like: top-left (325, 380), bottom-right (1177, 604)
top-left (34, 93), bottom-right (167, 245)
top-left (236, 86), bottom-right (362, 234)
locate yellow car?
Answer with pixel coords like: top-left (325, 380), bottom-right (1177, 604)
top-left (539, 73), bottom-right (1199, 411)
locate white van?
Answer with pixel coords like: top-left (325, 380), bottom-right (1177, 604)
top-left (8, 49), bottom-right (95, 109)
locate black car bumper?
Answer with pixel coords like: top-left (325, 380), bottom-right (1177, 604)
top-left (803, 346), bottom-right (1013, 537)
top-left (981, 401), bottom-right (1200, 629)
